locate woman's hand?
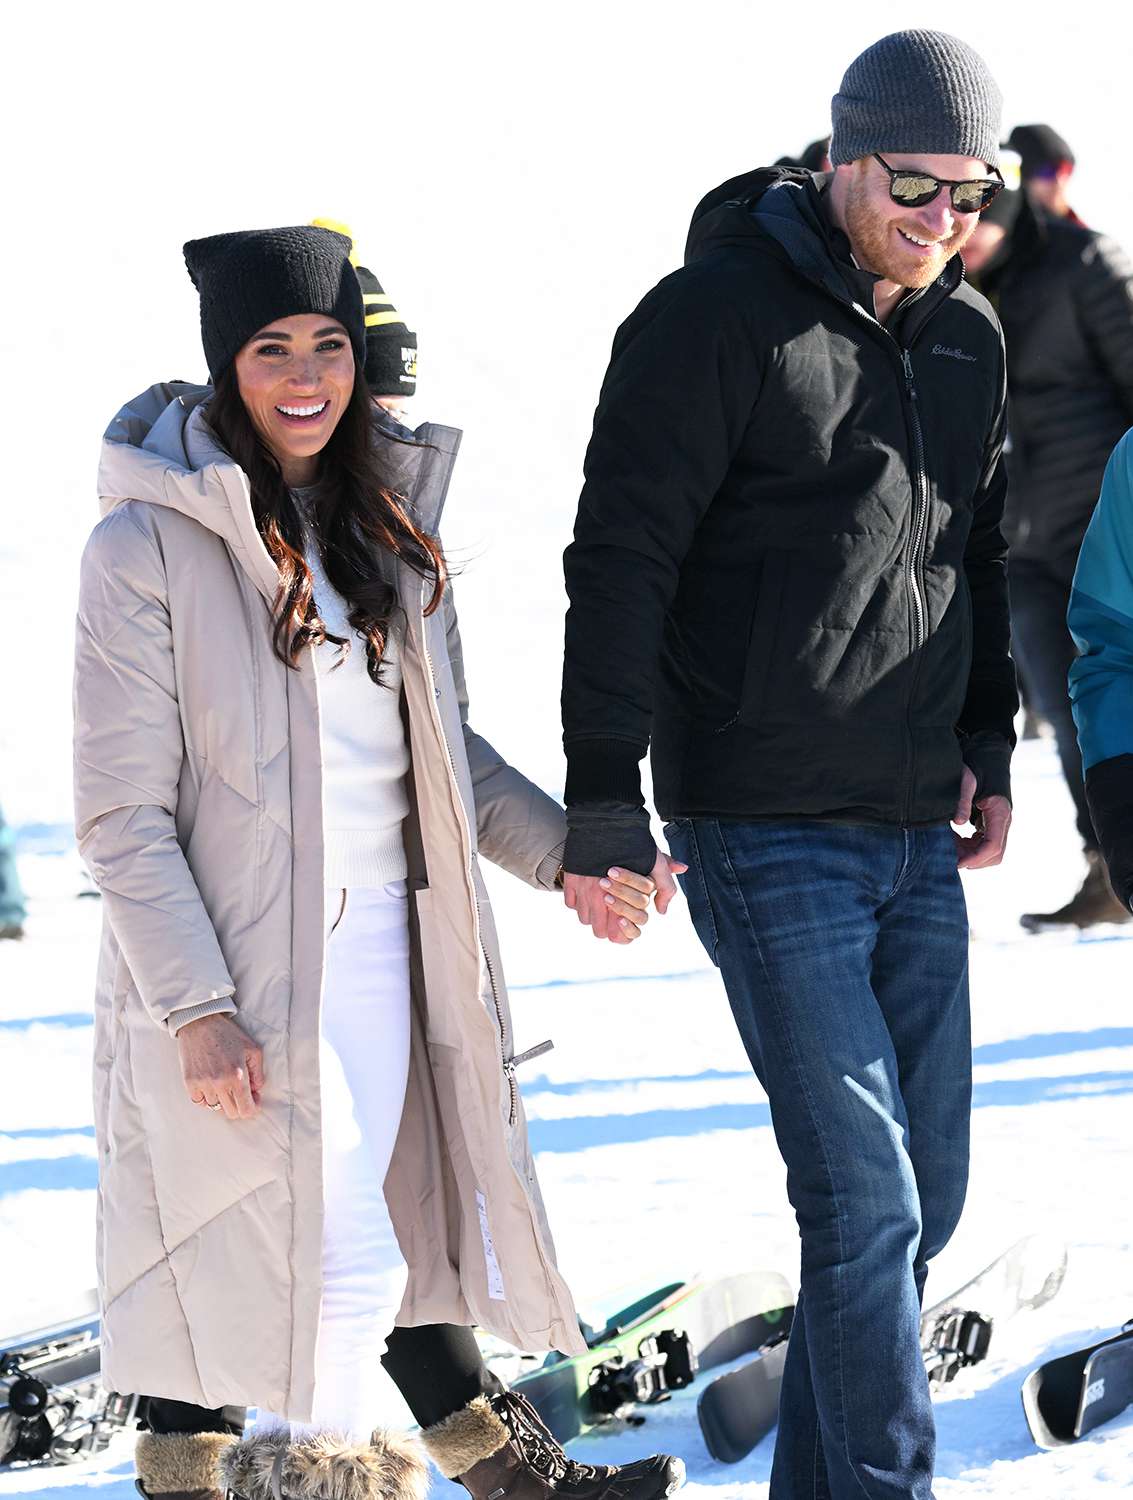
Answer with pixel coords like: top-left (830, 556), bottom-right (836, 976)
top-left (177, 1014), bottom-right (264, 1120)
top-left (598, 867), bottom-right (656, 943)
top-left (563, 851), bottom-right (688, 943)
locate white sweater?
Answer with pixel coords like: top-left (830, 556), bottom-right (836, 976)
top-left (302, 517), bottom-right (410, 888)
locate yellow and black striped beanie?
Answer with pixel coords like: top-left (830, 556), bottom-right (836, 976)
top-left (356, 263), bottom-right (418, 398)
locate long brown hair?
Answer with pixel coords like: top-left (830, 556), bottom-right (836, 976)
top-left (206, 369), bottom-right (446, 683)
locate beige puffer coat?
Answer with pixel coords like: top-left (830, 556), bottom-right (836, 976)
top-left (74, 384), bottom-right (584, 1419)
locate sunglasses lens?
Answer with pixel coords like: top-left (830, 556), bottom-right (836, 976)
top-left (953, 181), bottom-right (995, 213)
top-left (890, 173), bottom-right (938, 207)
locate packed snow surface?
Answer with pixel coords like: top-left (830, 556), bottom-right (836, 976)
top-left (1, 736), bottom-right (1131, 1495)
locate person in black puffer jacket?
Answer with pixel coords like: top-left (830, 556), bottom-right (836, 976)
top-left (561, 28), bottom-right (1016, 1500)
top-left (968, 189), bottom-right (1133, 928)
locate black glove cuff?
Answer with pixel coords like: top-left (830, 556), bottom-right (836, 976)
top-left (960, 730), bottom-right (1013, 805)
top-left (563, 802), bottom-right (656, 878)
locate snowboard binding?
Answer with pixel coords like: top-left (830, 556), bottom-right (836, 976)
top-left (0, 1314), bottom-right (138, 1468)
top-left (922, 1308), bottom-right (994, 1386)
top-left (587, 1331), bottom-right (697, 1423)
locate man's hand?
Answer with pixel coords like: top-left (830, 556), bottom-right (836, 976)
top-left (177, 1013), bottom-right (264, 1120)
top-left (953, 764), bottom-right (1012, 869)
top-left (563, 850), bottom-right (688, 943)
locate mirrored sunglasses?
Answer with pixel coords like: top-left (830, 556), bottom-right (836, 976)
top-left (873, 154), bottom-right (1004, 215)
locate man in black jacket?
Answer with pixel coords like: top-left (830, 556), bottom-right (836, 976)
top-left (965, 187), bottom-right (1133, 928)
top-left (560, 30), bottom-right (1016, 1500)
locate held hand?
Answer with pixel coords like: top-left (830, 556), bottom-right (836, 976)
top-left (564, 868), bottom-right (652, 942)
top-left (953, 766), bottom-right (1012, 869)
top-left (177, 1013), bottom-right (264, 1120)
top-left (563, 851), bottom-right (688, 943)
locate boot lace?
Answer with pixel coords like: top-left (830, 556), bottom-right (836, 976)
top-left (501, 1394), bottom-right (602, 1484)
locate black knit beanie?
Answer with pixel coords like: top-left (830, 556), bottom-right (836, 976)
top-left (1008, 123), bottom-right (1076, 178)
top-left (830, 30), bottom-right (1002, 169)
top-left (355, 264), bottom-right (418, 398)
top-left (183, 225), bottom-right (366, 383)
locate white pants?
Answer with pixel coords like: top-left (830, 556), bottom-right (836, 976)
top-left (257, 883), bottom-right (412, 1440)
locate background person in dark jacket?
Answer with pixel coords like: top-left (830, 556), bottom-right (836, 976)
top-left (965, 179), bottom-right (1133, 927)
top-left (561, 29), bottom-right (1015, 1500)
top-left (1008, 122), bottom-right (1084, 224)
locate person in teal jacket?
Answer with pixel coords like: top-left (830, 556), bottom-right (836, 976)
top-left (0, 801), bottom-right (26, 939)
top-left (1068, 429), bottom-right (1133, 912)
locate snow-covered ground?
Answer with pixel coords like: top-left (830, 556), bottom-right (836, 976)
top-left (2, 733), bottom-right (1132, 1496)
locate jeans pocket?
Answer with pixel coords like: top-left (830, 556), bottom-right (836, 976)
top-left (665, 820), bottom-right (721, 967)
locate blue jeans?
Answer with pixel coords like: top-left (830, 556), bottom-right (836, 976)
top-left (665, 819), bottom-right (970, 1500)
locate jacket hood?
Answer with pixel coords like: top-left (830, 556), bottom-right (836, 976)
top-left (684, 167), bottom-right (849, 298)
top-left (96, 383), bottom-right (462, 599)
top-left (684, 164), bottom-right (963, 311)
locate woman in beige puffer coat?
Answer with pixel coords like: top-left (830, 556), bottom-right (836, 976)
top-left (73, 226), bottom-right (681, 1500)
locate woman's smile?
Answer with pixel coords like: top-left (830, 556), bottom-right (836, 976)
top-left (274, 398), bottom-right (331, 425)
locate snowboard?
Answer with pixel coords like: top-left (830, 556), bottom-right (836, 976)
top-left (696, 1332), bottom-right (790, 1463)
top-left (1022, 1321), bottom-right (1133, 1448)
top-left (692, 1235), bottom-right (1069, 1469)
top-left (921, 1234), bottom-right (1068, 1386)
top-left (512, 1271), bottom-right (794, 1442)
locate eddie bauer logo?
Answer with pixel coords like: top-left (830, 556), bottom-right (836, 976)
top-left (932, 343), bottom-right (978, 363)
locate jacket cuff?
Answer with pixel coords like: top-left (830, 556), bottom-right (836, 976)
top-left (564, 738), bottom-right (647, 808)
top-left (535, 843), bottom-right (566, 892)
top-left (168, 995), bottom-right (238, 1036)
top-left (960, 730), bottom-right (1013, 805)
top-left (562, 803), bottom-right (656, 878)
top-left (1084, 754), bottom-right (1133, 911)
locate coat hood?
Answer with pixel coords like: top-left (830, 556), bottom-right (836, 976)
top-left (684, 164), bottom-right (963, 310)
top-left (96, 383), bottom-right (462, 601)
top-left (684, 167), bottom-right (850, 299)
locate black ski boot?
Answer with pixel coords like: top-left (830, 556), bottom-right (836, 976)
top-left (1021, 851), bottom-right (1132, 932)
top-left (421, 1390), bottom-right (684, 1500)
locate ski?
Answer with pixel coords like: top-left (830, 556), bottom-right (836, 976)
top-left (511, 1270), bottom-right (795, 1441)
top-left (921, 1234), bottom-right (1067, 1385)
top-left (1022, 1321), bottom-right (1133, 1447)
top-left (695, 1333), bottom-right (790, 1463)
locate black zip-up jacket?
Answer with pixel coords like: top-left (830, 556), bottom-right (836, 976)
top-left (561, 169), bottom-right (1018, 875)
top-left (977, 200), bottom-right (1133, 581)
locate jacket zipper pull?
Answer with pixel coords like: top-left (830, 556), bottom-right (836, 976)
top-left (902, 348), bottom-right (917, 399)
top-left (509, 1039), bottom-right (555, 1069)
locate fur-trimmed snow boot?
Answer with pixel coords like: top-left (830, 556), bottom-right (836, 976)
top-left (420, 1391), bottom-right (685, 1500)
top-left (220, 1428), bottom-right (430, 1500)
top-left (134, 1431), bottom-right (234, 1499)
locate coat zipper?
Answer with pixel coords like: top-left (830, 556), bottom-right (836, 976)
top-left (901, 348), bottom-right (930, 654)
top-left (845, 300), bottom-right (935, 824)
top-left (900, 345), bottom-right (931, 825)
top-left (417, 584), bottom-right (517, 1124)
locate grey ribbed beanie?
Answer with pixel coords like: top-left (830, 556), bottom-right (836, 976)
top-left (830, 30), bottom-right (1002, 169)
